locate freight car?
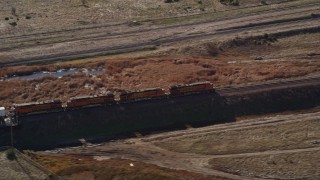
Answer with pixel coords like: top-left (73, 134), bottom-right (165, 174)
top-left (14, 100), bottom-right (62, 115)
top-left (169, 81), bottom-right (214, 96)
top-left (66, 93), bottom-right (115, 108)
top-left (120, 88), bottom-right (166, 102)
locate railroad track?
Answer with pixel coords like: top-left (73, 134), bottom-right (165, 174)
top-left (0, 3), bottom-right (318, 52)
top-left (0, 0), bottom-right (317, 42)
top-left (8, 75), bottom-right (320, 119)
top-left (0, 2), bottom-right (319, 67)
top-left (1, 17), bottom-right (319, 67)
top-left (216, 76), bottom-right (320, 96)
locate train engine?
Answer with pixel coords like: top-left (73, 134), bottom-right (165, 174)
top-left (119, 88), bottom-right (166, 102)
top-left (66, 93), bottom-right (115, 108)
top-left (169, 81), bottom-right (214, 96)
top-left (14, 100), bottom-right (62, 115)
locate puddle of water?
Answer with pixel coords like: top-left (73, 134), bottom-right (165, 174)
top-left (3, 68), bottom-right (104, 81)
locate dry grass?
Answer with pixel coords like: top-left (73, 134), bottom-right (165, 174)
top-left (0, 56), bottom-right (318, 107)
top-left (26, 152), bottom-right (225, 180)
top-left (0, 33), bottom-right (319, 106)
top-left (153, 114), bottom-right (320, 155)
top-left (209, 150), bottom-right (320, 179)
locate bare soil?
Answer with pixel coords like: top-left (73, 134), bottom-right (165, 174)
top-left (26, 153), bottom-right (228, 180)
top-left (0, 0), bottom-right (318, 65)
top-left (29, 110), bottom-right (320, 180)
top-left (209, 150), bottom-right (320, 179)
top-left (0, 0), bottom-right (293, 36)
top-left (153, 114), bottom-right (320, 155)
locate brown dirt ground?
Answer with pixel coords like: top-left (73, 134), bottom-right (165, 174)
top-left (26, 152), bottom-right (228, 180)
top-left (27, 110), bottom-right (320, 180)
top-left (209, 150), bottom-right (320, 179)
top-left (0, 0), bottom-right (291, 36)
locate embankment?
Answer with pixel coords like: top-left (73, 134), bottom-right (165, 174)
top-left (0, 92), bottom-right (232, 149)
top-left (226, 84), bottom-right (320, 116)
top-left (1, 83), bottom-right (320, 150)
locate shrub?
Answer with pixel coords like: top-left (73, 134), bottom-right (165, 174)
top-left (206, 44), bottom-right (220, 56)
top-left (6, 148), bottom-right (16, 161)
top-left (253, 34), bottom-right (277, 45)
top-left (164, 0), bottom-right (180, 3)
top-left (230, 0), bottom-right (239, 6)
top-left (261, 0), bottom-right (268, 5)
top-left (220, 0), bottom-right (239, 6)
top-left (9, 22), bottom-right (17, 26)
top-left (44, 173), bottom-right (55, 180)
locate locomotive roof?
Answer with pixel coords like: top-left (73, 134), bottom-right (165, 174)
top-left (170, 81), bottom-right (212, 88)
top-left (14, 100), bottom-right (61, 107)
top-left (120, 88), bottom-right (164, 94)
top-left (69, 93), bottom-right (114, 100)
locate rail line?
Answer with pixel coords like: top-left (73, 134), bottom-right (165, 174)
top-left (3, 75), bottom-right (319, 119)
top-left (216, 76), bottom-right (320, 96)
top-left (0, 0), bottom-right (316, 42)
top-left (0, 3), bottom-right (318, 52)
top-left (1, 18), bottom-right (319, 67)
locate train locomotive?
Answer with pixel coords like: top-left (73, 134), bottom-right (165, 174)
top-left (7, 82), bottom-right (215, 116)
top-left (169, 81), bottom-right (214, 96)
top-left (14, 100), bottom-right (62, 115)
top-left (119, 88), bottom-right (166, 102)
top-left (67, 93), bottom-right (115, 108)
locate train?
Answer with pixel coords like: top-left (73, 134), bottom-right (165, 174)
top-left (67, 93), bottom-right (115, 108)
top-left (170, 81), bottom-right (214, 96)
top-left (120, 88), bottom-right (166, 102)
top-left (14, 100), bottom-right (62, 115)
top-left (10, 82), bottom-right (214, 116)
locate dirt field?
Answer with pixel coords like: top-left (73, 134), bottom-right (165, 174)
top-left (0, 0), bottom-right (295, 36)
top-left (28, 110), bottom-right (320, 179)
top-left (26, 153), bottom-right (228, 180)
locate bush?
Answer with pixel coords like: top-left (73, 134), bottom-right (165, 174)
top-left (220, 0), bottom-right (239, 6)
top-left (6, 148), bottom-right (16, 161)
top-left (230, 0), bottom-right (239, 6)
top-left (9, 22), bottom-right (17, 26)
top-left (44, 173), bottom-right (55, 180)
top-left (164, 0), bottom-right (179, 3)
top-left (261, 0), bottom-right (268, 5)
top-left (253, 33), bottom-right (277, 45)
top-left (206, 44), bottom-right (220, 56)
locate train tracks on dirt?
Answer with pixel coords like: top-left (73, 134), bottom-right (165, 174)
top-left (0, 2), bottom-right (319, 66)
top-left (216, 76), bottom-right (320, 96)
